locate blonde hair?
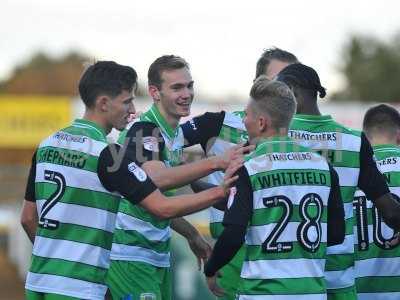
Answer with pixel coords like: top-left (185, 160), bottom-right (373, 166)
top-left (250, 75), bottom-right (297, 130)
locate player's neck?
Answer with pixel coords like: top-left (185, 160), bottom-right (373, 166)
top-left (83, 110), bottom-right (111, 135)
top-left (296, 105), bottom-right (321, 116)
top-left (250, 130), bottom-right (288, 145)
top-left (155, 103), bottom-right (180, 129)
top-left (296, 99), bottom-right (321, 115)
top-left (369, 135), bottom-right (397, 147)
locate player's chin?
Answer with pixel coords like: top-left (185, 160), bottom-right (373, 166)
top-left (115, 120), bottom-right (128, 131)
top-left (177, 106), bottom-right (191, 116)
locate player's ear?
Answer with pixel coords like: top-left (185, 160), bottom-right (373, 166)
top-left (396, 128), bottom-right (400, 145)
top-left (96, 95), bottom-right (111, 112)
top-left (259, 115), bottom-right (269, 133)
top-left (149, 85), bottom-right (161, 102)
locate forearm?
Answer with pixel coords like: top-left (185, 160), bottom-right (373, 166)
top-left (191, 180), bottom-right (228, 210)
top-left (148, 158), bottom-right (220, 191)
top-left (158, 186), bottom-right (225, 219)
top-left (20, 200), bottom-right (38, 244)
top-left (22, 222), bottom-right (37, 243)
top-left (171, 217), bottom-right (199, 240)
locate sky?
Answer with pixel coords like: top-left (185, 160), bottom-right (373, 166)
top-left (1, 0), bottom-right (400, 100)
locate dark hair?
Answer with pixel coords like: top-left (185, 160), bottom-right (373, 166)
top-left (78, 61), bottom-right (137, 108)
top-left (255, 47), bottom-right (298, 78)
top-left (276, 63), bottom-right (326, 99)
top-left (250, 75), bottom-right (296, 130)
top-left (148, 55), bottom-right (189, 89)
top-left (363, 104), bottom-right (400, 138)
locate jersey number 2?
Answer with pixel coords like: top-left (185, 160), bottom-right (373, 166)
top-left (38, 170), bottom-right (66, 230)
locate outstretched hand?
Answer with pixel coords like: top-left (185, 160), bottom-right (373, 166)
top-left (221, 157), bottom-right (243, 195)
top-left (187, 234), bottom-right (212, 271)
top-left (217, 144), bottom-right (255, 171)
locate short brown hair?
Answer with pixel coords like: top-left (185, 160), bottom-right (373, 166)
top-left (363, 104), bottom-right (400, 140)
top-left (250, 75), bottom-right (297, 130)
top-left (255, 47), bottom-right (298, 79)
top-left (148, 55), bottom-right (189, 89)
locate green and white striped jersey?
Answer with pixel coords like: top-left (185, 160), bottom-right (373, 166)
top-left (181, 111), bottom-right (247, 238)
top-left (110, 104), bottom-right (185, 267)
top-left (290, 114), bottom-right (362, 293)
top-left (237, 137), bottom-right (331, 300)
top-left (353, 144), bottom-right (400, 300)
top-left (25, 119), bottom-right (121, 300)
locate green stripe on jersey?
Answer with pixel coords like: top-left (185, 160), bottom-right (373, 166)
top-left (324, 253), bottom-right (354, 271)
top-left (117, 199), bottom-right (170, 229)
top-left (251, 206), bottom-right (327, 225)
top-left (356, 276), bottom-right (400, 293)
top-left (35, 182), bottom-right (120, 213)
top-left (238, 277), bottom-right (325, 295)
top-left (36, 223), bottom-right (113, 250)
top-left (113, 228), bottom-right (170, 253)
top-left (30, 255), bottom-right (107, 284)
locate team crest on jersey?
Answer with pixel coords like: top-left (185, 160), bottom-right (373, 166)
top-left (128, 162), bottom-right (147, 182)
top-left (143, 136), bottom-right (159, 152)
top-left (227, 187), bottom-right (237, 209)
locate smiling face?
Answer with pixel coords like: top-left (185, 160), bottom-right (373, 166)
top-left (150, 67), bottom-right (194, 121)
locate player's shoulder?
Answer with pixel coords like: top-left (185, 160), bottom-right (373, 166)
top-left (328, 120), bottom-right (362, 137)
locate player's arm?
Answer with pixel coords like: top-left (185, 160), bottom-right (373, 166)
top-left (123, 119), bottom-right (247, 191)
top-left (191, 180), bottom-right (228, 210)
top-left (180, 111), bottom-right (225, 150)
top-left (171, 218), bottom-right (212, 270)
top-left (142, 144), bottom-right (252, 191)
top-left (204, 166), bottom-right (253, 297)
top-left (20, 151), bottom-right (38, 243)
top-left (98, 144), bottom-right (241, 220)
top-left (327, 164), bottom-right (345, 246)
top-left (358, 133), bottom-right (400, 230)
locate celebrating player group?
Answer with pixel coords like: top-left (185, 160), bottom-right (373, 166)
top-left (20, 48), bottom-right (400, 300)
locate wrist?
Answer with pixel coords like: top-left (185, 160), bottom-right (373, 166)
top-left (213, 186), bottom-right (226, 200)
top-left (208, 156), bottom-right (222, 171)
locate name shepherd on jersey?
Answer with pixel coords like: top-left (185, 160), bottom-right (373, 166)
top-left (38, 148), bottom-right (87, 169)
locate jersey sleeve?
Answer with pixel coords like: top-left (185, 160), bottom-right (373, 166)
top-left (327, 164), bottom-right (345, 246)
top-left (121, 121), bottom-right (165, 164)
top-left (180, 111), bottom-right (225, 149)
top-left (24, 150), bottom-right (37, 202)
top-left (98, 144), bottom-right (157, 205)
top-left (222, 166), bottom-right (253, 226)
top-left (358, 132), bottom-right (390, 200)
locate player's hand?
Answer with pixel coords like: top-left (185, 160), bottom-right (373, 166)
top-left (215, 144), bottom-right (255, 171)
top-left (187, 234), bottom-right (212, 271)
top-left (221, 157), bottom-right (243, 195)
top-left (206, 272), bottom-right (225, 297)
top-left (388, 231), bottom-right (400, 247)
